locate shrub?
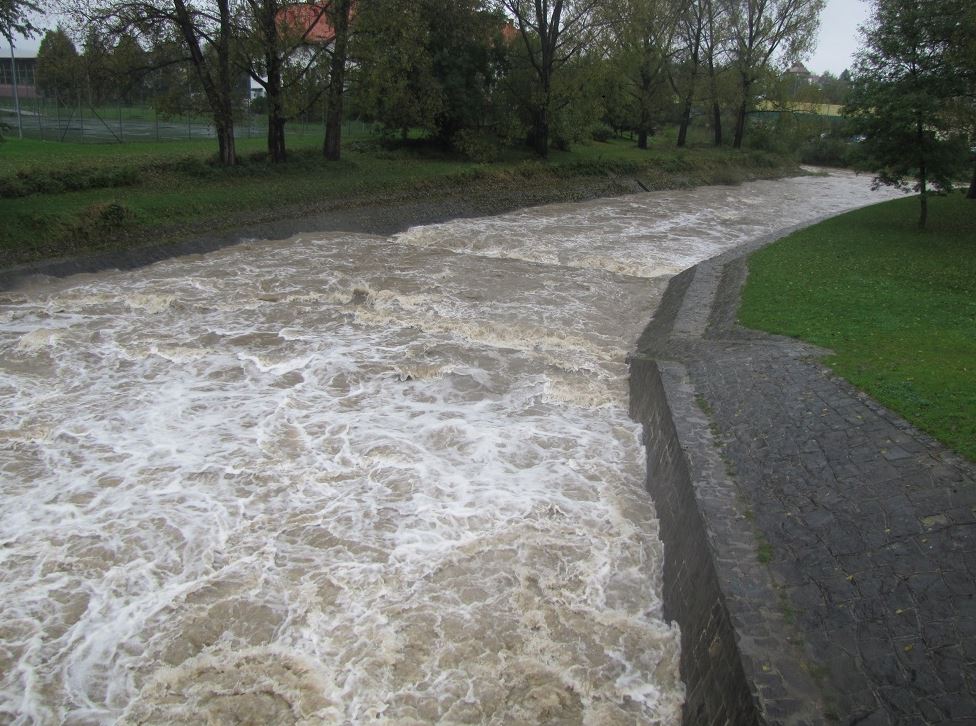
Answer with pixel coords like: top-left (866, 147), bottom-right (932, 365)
top-left (590, 125), bottom-right (613, 142)
top-left (72, 201), bottom-right (137, 240)
top-left (452, 130), bottom-right (500, 163)
top-left (0, 165), bottom-right (141, 198)
top-left (799, 136), bottom-right (851, 167)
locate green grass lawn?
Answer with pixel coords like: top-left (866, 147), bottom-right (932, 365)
top-left (0, 132), bottom-right (794, 267)
top-left (740, 193), bottom-right (976, 461)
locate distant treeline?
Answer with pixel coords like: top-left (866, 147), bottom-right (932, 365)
top-left (30, 0), bottom-right (838, 164)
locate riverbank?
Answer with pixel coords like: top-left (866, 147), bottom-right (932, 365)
top-left (632, 200), bottom-right (976, 723)
top-left (0, 135), bottom-right (800, 285)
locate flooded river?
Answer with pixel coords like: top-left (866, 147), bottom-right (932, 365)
top-left (0, 172), bottom-right (896, 724)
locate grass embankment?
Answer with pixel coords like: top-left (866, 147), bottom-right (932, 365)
top-left (0, 133), bottom-right (797, 268)
top-left (740, 194), bottom-right (976, 461)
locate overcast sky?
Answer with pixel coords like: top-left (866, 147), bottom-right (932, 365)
top-left (13, 0), bottom-right (872, 73)
top-left (808, 0), bottom-right (872, 75)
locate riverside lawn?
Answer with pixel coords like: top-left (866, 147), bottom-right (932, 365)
top-left (740, 193), bottom-right (976, 462)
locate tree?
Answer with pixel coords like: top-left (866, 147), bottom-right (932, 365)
top-left (72, 0), bottom-right (239, 164)
top-left (353, 0), bottom-right (502, 147)
top-left (605, 0), bottom-right (682, 149)
top-left (36, 27), bottom-right (82, 104)
top-left (112, 33), bottom-right (150, 105)
top-left (703, 0), bottom-right (729, 144)
top-left (82, 27), bottom-right (114, 104)
top-left (323, 0), bottom-right (353, 160)
top-left (670, 0), bottom-right (707, 147)
top-left (351, 0), bottom-right (443, 138)
top-left (0, 0), bottom-right (41, 44)
top-left (846, 0), bottom-right (969, 226)
top-left (816, 70), bottom-right (850, 105)
top-left (240, 0), bottom-right (342, 162)
top-left (240, 0), bottom-right (290, 161)
top-left (949, 4), bottom-right (976, 199)
top-left (499, 0), bottom-right (602, 157)
top-left (725, 0), bottom-right (824, 148)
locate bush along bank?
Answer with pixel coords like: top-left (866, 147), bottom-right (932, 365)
top-left (0, 137), bottom-right (801, 271)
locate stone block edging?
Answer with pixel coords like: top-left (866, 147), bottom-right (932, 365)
top-left (628, 220), bottom-right (850, 725)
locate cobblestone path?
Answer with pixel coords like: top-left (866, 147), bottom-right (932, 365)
top-left (639, 235), bottom-right (976, 725)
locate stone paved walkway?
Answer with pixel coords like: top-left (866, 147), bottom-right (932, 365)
top-left (638, 237), bottom-right (976, 725)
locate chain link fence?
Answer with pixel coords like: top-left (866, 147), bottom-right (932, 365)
top-left (0, 94), bottom-right (350, 144)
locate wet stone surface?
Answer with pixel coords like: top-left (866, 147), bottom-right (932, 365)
top-left (639, 242), bottom-right (976, 725)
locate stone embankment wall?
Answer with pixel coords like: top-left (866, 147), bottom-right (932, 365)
top-left (630, 259), bottom-right (824, 725)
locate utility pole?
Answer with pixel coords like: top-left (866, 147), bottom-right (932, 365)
top-left (7, 33), bottom-right (24, 139)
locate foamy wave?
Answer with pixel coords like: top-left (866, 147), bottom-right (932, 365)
top-left (120, 649), bottom-right (341, 725)
top-left (124, 294), bottom-right (176, 314)
top-left (16, 328), bottom-right (65, 351)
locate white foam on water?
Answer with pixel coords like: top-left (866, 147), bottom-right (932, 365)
top-left (0, 172), bottom-right (900, 724)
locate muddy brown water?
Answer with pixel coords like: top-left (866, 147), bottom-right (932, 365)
top-left (0, 172), bottom-right (899, 724)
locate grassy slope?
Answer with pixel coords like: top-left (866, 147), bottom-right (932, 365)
top-left (0, 133), bottom-right (795, 267)
top-left (740, 194), bottom-right (976, 461)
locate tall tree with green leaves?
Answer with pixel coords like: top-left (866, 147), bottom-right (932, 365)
top-left (670, 0), bottom-right (707, 147)
top-left (499, 0), bottom-right (603, 157)
top-left (111, 33), bottom-right (149, 104)
top-left (846, 0), bottom-right (969, 226)
top-left (952, 4), bottom-right (976, 199)
top-left (36, 27), bottom-right (82, 104)
top-left (725, 0), bottom-right (823, 148)
top-left (703, 0), bottom-right (728, 144)
top-left (353, 0), bottom-right (502, 147)
top-left (70, 0), bottom-right (239, 164)
top-left (82, 27), bottom-right (113, 104)
top-left (351, 0), bottom-right (443, 138)
top-left (604, 0), bottom-right (682, 149)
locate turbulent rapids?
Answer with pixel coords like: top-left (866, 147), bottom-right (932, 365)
top-left (0, 172), bottom-right (897, 724)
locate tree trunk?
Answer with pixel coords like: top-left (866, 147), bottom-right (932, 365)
top-left (534, 110), bottom-right (549, 158)
top-left (217, 123), bottom-right (236, 166)
top-left (968, 160), bottom-right (976, 199)
top-left (919, 182), bottom-right (928, 228)
top-left (712, 99), bottom-right (722, 146)
top-left (918, 122), bottom-right (927, 228)
top-left (677, 93), bottom-right (693, 147)
top-left (323, 0), bottom-right (352, 161)
top-left (732, 72), bottom-right (755, 149)
top-left (706, 42), bottom-right (721, 146)
top-left (260, 0), bottom-right (286, 163)
top-left (637, 128), bottom-right (648, 149)
top-left (268, 109), bottom-right (286, 163)
top-left (732, 98), bottom-right (747, 149)
top-left (214, 0), bottom-right (236, 165)
top-left (172, 0), bottom-right (237, 165)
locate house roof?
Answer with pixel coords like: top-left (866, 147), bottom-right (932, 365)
top-left (786, 61), bottom-right (811, 76)
top-left (276, 4), bottom-right (337, 44)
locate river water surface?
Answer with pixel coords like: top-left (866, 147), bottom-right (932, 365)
top-left (0, 172), bottom-right (897, 724)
